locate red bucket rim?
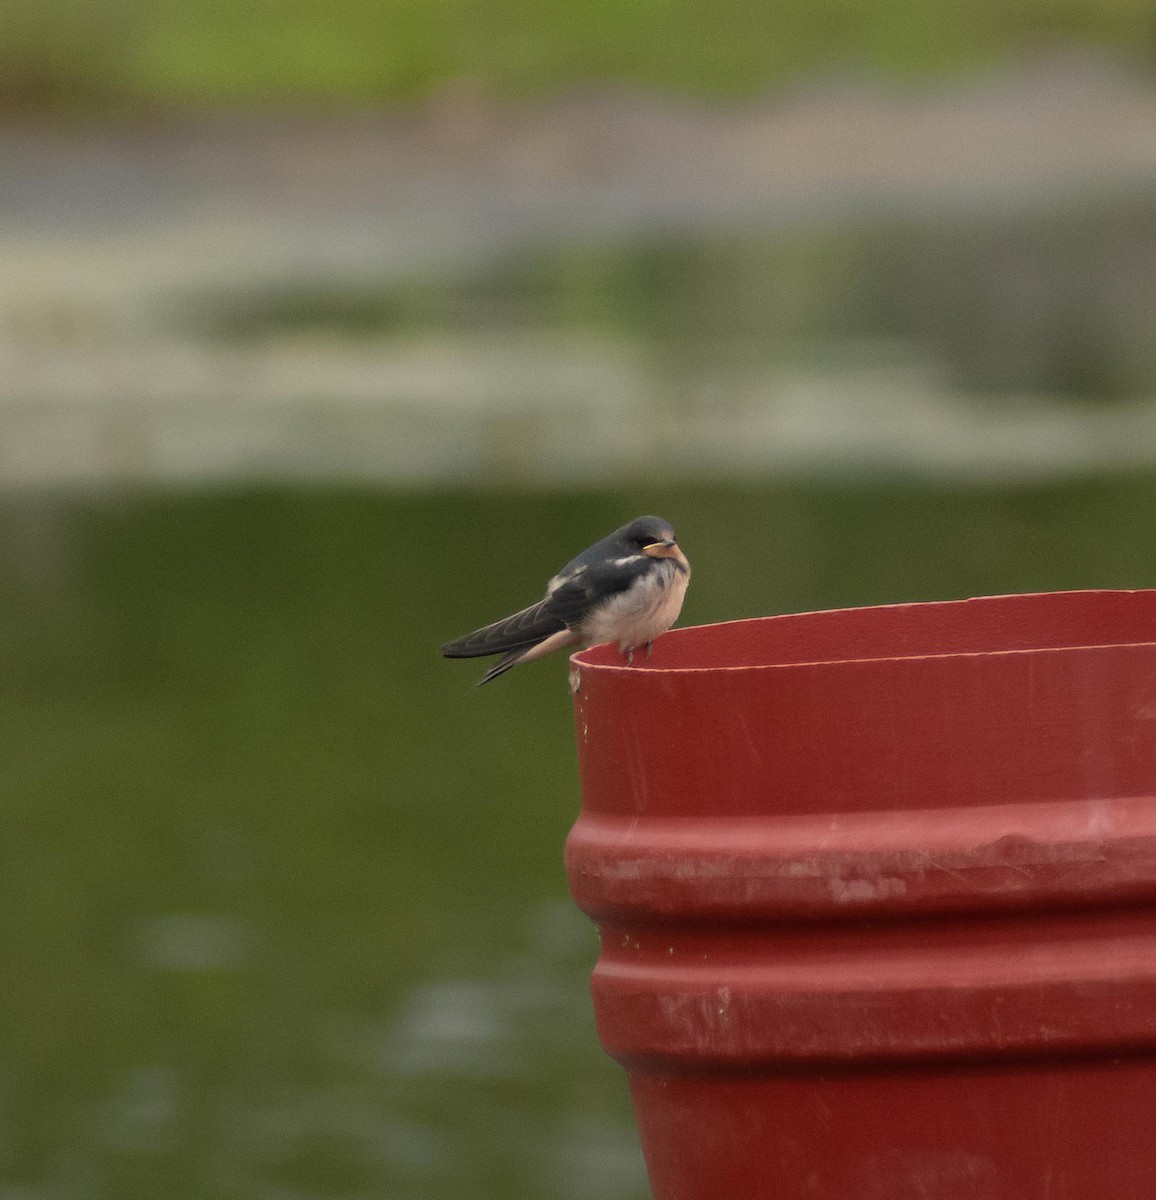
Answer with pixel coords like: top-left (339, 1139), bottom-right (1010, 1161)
top-left (571, 589), bottom-right (1156, 676)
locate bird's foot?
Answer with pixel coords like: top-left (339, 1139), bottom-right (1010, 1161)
top-left (645, 641), bottom-right (654, 658)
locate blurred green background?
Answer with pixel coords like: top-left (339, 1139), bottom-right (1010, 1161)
top-left (3, 2), bottom-right (1156, 1198)
top-left (5, 0), bottom-right (1151, 107)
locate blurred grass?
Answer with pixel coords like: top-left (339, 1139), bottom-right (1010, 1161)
top-left (0, 476), bottom-right (1155, 1194)
top-left (2, 0), bottom-right (1151, 109)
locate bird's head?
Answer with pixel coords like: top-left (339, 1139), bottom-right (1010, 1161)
top-left (617, 515), bottom-right (682, 559)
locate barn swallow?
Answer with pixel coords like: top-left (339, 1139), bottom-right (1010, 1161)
top-left (441, 515), bottom-right (690, 685)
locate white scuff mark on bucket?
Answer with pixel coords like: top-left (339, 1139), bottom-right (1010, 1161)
top-left (780, 860), bottom-right (823, 878)
top-left (715, 985), bottom-right (732, 1022)
top-left (657, 992), bottom-right (705, 1045)
top-left (857, 1150), bottom-right (1000, 1195)
top-left (827, 876), bottom-right (908, 904)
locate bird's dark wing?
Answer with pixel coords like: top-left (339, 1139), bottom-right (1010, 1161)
top-left (541, 557), bottom-right (647, 624)
top-left (440, 556), bottom-right (650, 659)
top-left (440, 597), bottom-right (566, 659)
top-left (546, 526), bottom-right (633, 589)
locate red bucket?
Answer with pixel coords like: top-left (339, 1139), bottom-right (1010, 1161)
top-left (566, 591), bottom-right (1156, 1200)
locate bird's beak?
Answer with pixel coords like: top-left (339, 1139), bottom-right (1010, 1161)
top-left (643, 539), bottom-right (679, 558)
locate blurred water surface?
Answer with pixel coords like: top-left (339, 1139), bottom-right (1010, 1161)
top-left (3, 480), bottom-right (1156, 1196)
top-left (4, 61), bottom-right (1156, 486)
top-left (7, 194), bottom-right (1156, 487)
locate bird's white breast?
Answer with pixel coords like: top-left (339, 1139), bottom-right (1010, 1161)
top-left (581, 560), bottom-right (689, 652)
